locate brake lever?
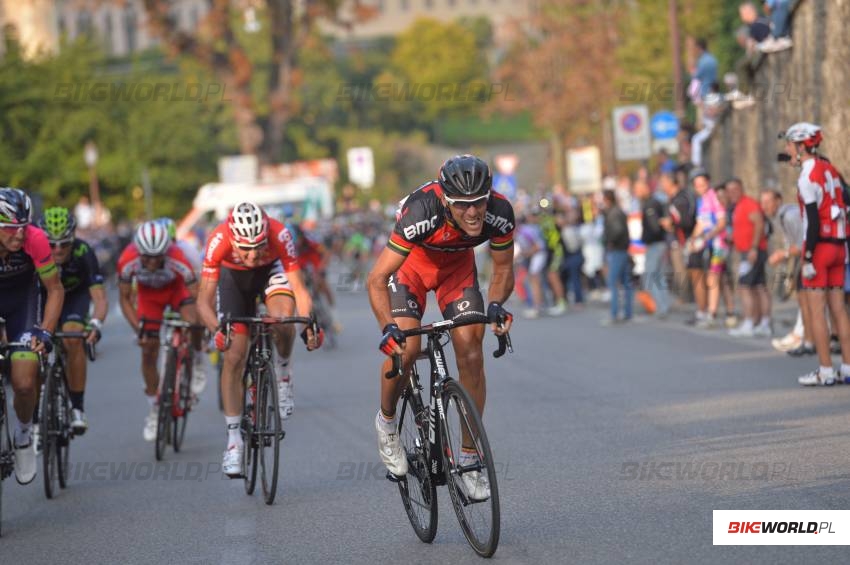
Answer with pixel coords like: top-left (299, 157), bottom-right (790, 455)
top-left (384, 353), bottom-right (402, 379)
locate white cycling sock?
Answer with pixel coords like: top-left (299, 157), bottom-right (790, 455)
top-left (147, 394), bottom-right (157, 409)
top-left (841, 364), bottom-right (850, 377)
top-left (377, 410), bottom-right (396, 431)
top-left (459, 447), bottom-right (479, 466)
top-left (276, 357), bottom-right (291, 382)
top-left (14, 420), bottom-right (32, 446)
top-left (819, 366), bottom-right (835, 379)
top-left (225, 415), bottom-right (242, 446)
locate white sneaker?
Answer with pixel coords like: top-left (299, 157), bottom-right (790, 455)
top-left (278, 380), bottom-right (294, 420)
top-left (143, 409), bottom-right (157, 442)
top-left (375, 411), bottom-right (407, 477)
top-left (191, 358), bottom-right (207, 395)
top-left (460, 470), bottom-right (491, 501)
top-left (70, 408), bottom-right (88, 436)
top-left (522, 308), bottom-right (540, 319)
top-left (546, 303), bottom-right (566, 317)
top-left (772, 333), bottom-right (802, 352)
top-left (753, 323), bottom-right (773, 338)
top-left (222, 444), bottom-right (243, 478)
top-left (728, 324), bottom-right (754, 338)
top-left (798, 369), bottom-right (835, 387)
top-left (14, 440), bottom-right (37, 485)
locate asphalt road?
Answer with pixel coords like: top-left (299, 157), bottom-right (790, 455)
top-left (3, 286), bottom-right (850, 564)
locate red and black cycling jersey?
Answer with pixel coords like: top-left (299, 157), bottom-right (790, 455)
top-left (387, 181), bottom-right (515, 257)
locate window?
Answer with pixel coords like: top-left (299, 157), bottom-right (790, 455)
top-left (76, 9), bottom-right (93, 38)
top-left (124, 6), bottom-right (137, 52)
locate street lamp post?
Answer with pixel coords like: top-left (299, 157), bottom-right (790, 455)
top-left (84, 140), bottom-right (102, 227)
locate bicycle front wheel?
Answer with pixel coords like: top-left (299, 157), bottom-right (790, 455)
top-left (56, 375), bottom-right (71, 489)
top-left (155, 348), bottom-right (176, 461)
top-left (172, 352), bottom-right (192, 452)
top-left (441, 379), bottom-right (500, 558)
top-left (397, 385), bottom-right (438, 543)
top-left (41, 370), bottom-right (58, 499)
top-left (0, 389), bottom-right (12, 536)
top-left (242, 372), bottom-right (258, 495)
top-left (258, 365), bottom-right (281, 505)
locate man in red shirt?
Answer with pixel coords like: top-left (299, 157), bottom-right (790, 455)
top-left (726, 178), bottom-right (771, 337)
top-left (117, 220), bottom-right (200, 441)
top-left (197, 202), bottom-right (319, 478)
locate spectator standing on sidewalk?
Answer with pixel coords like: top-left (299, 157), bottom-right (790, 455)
top-left (688, 169), bottom-right (727, 329)
top-left (761, 189), bottom-right (813, 354)
top-left (727, 178), bottom-right (772, 337)
top-left (602, 189), bottom-right (633, 324)
top-left (559, 205), bottom-right (585, 308)
top-left (660, 172), bottom-right (696, 305)
top-left (636, 180), bottom-right (670, 318)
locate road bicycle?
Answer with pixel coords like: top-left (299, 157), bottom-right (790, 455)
top-left (386, 316), bottom-right (511, 558)
top-left (221, 314), bottom-right (316, 505)
top-left (41, 329), bottom-right (95, 499)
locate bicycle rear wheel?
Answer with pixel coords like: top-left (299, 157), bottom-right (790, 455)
top-left (441, 379), bottom-right (500, 558)
top-left (258, 365), bottom-right (281, 505)
top-left (56, 373), bottom-right (71, 489)
top-left (172, 352), bottom-right (192, 452)
top-left (242, 373), bottom-right (258, 495)
top-left (397, 385), bottom-right (438, 543)
top-left (155, 348), bottom-right (176, 461)
top-left (0, 389), bottom-right (12, 536)
top-left (41, 369), bottom-right (58, 499)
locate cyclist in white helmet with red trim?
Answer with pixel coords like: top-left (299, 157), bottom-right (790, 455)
top-left (116, 220), bottom-right (202, 440)
top-left (782, 123), bottom-right (850, 386)
top-left (197, 201), bottom-right (320, 478)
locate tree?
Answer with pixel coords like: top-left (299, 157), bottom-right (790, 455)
top-left (142, 0), bottom-right (377, 163)
top-left (494, 1), bottom-right (622, 184)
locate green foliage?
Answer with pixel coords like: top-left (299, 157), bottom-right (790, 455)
top-left (0, 38), bottom-right (235, 220)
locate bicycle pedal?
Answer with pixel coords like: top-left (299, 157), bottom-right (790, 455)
top-left (386, 471), bottom-right (402, 483)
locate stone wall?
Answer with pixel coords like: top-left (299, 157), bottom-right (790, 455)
top-left (704, 0), bottom-right (850, 198)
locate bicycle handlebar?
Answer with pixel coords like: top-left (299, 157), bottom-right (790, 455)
top-left (221, 315), bottom-right (317, 351)
top-left (384, 317), bottom-right (512, 379)
top-left (53, 331), bottom-right (96, 362)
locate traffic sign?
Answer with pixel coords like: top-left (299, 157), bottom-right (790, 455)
top-left (347, 147), bottom-right (375, 190)
top-left (493, 174), bottom-right (517, 201)
top-left (650, 111), bottom-right (679, 140)
top-left (612, 105), bottom-right (651, 161)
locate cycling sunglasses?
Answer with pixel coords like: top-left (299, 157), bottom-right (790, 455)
top-left (49, 239), bottom-right (74, 249)
top-left (0, 223), bottom-right (27, 233)
top-left (234, 240), bottom-right (268, 251)
top-left (444, 192), bottom-right (490, 209)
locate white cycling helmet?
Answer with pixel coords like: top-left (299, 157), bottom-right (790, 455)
top-left (228, 201), bottom-right (268, 248)
top-left (134, 220), bottom-right (170, 256)
top-left (784, 122), bottom-right (822, 148)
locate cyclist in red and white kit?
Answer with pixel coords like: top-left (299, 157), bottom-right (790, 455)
top-left (117, 220), bottom-right (201, 440)
top-left (782, 123), bottom-right (850, 386)
top-left (0, 188), bottom-right (64, 485)
top-left (197, 202), bottom-right (320, 478)
top-left (367, 155), bottom-right (515, 500)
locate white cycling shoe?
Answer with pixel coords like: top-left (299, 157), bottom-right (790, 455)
top-left (460, 470), bottom-right (491, 501)
top-left (14, 439), bottom-right (37, 485)
top-left (71, 409), bottom-right (88, 436)
top-left (278, 380), bottom-right (294, 420)
top-left (375, 411), bottom-right (407, 477)
top-left (798, 369), bottom-right (835, 387)
top-left (222, 444), bottom-right (243, 478)
top-left (143, 408), bottom-right (157, 442)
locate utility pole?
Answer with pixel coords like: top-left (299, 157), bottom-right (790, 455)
top-left (668, 0), bottom-right (685, 118)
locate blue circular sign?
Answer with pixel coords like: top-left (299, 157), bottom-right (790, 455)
top-left (651, 111), bottom-right (679, 140)
top-left (621, 112), bottom-right (642, 133)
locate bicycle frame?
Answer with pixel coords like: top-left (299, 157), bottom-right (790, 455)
top-left (160, 321), bottom-right (192, 419)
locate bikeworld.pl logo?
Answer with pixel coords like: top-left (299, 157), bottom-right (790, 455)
top-left (714, 510), bottom-right (850, 545)
top-left (727, 521), bottom-right (835, 534)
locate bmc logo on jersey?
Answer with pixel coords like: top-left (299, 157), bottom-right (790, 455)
top-left (403, 215), bottom-right (439, 240)
top-left (206, 232), bottom-right (224, 261)
top-left (485, 212), bottom-right (514, 235)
